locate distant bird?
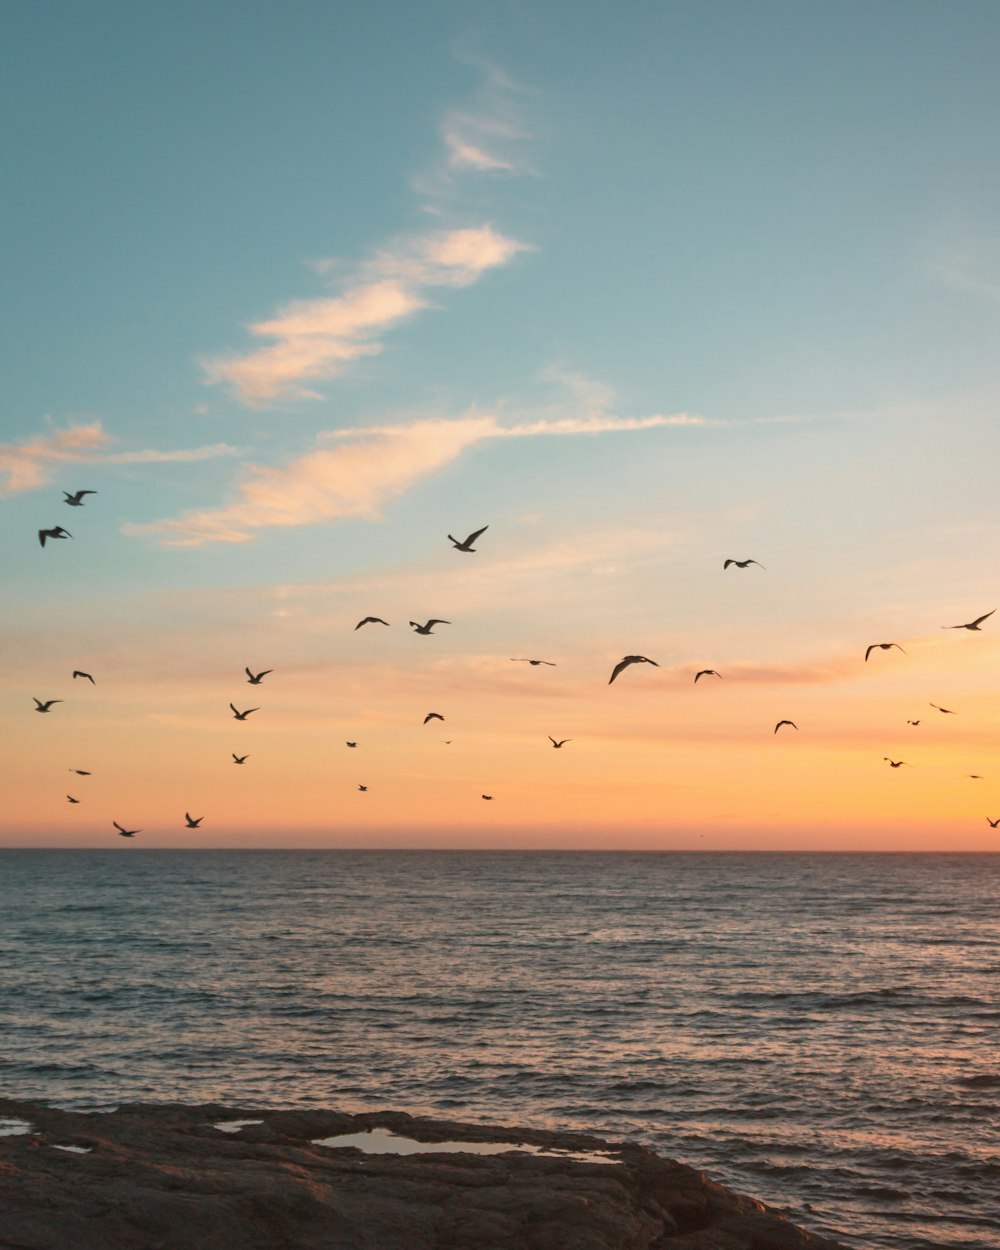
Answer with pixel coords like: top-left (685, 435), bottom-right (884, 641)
top-left (724, 558), bottom-right (765, 570)
top-left (943, 610), bottom-right (995, 632)
top-left (511, 658), bottom-right (557, 666)
top-left (66, 795), bottom-right (79, 804)
top-left (883, 758), bottom-right (910, 768)
top-left (229, 703), bottom-right (259, 720)
top-left (38, 526), bottom-right (72, 547)
top-left (112, 821), bottom-right (140, 837)
top-left (245, 667), bottom-right (272, 684)
top-left (968, 775), bottom-right (984, 780)
top-left (930, 703), bottom-right (957, 714)
top-left (549, 737), bottom-right (571, 748)
top-left (448, 525), bottom-right (488, 552)
top-left (774, 720), bottom-right (798, 733)
top-left (609, 655), bottom-right (659, 685)
top-left (358, 785), bottom-right (368, 792)
top-left (423, 713), bottom-right (445, 724)
top-left (346, 742), bottom-right (357, 748)
top-left (865, 643), bottom-right (906, 662)
top-left (410, 619), bottom-right (450, 635)
top-left (72, 670), bottom-right (95, 683)
top-left (988, 818), bottom-right (1000, 828)
top-left (33, 698), bottom-right (62, 713)
top-left (907, 720), bottom-right (921, 726)
top-left (481, 794), bottom-right (494, 800)
top-left (63, 490), bottom-right (96, 507)
top-left (69, 769), bottom-right (91, 775)
top-left (184, 813), bottom-right (203, 828)
top-left (355, 617), bottom-right (389, 630)
top-left (232, 753), bottom-right (249, 764)
top-left (694, 669), bottom-right (722, 682)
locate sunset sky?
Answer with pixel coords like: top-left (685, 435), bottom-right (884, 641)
top-left (3, 1), bottom-right (999, 849)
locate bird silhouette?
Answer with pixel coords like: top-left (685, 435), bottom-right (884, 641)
top-left (511, 658), bottom-right (557, 666)
top-left (38, 527), bottom-right (72, 547)
top-left (943, 610), bottom-right (995, 632)
top-left (481, 794), bottom-right (494, 800)
top-left (72, 670), bottom-right (95, 683)
top-left (609, 655), bottom-right (659, 684)
top-left (63, 490), bottom-right (96, 506)
top-left (907, 720), bottom-right (921, 726)
top-left (66, 795), bottom-right (79, 804)
top-left (245, 667), bottom-right (272, 684)
top-left (355, 617), bottom-right (389, 629)
top-left (358, 785), bottom-right (368, 792)
top-left (774, 720), bottom-right (798, 733)
top-left (410, 619), bottom-right (450, 634)
top-left (694, 669), bottom-right (722, 682)
top-left (232, 753), bottom-right (249, 764)
top-left (988, 818), bottom-right (1000, 828)
top-left (549, 737), bottom-right (571, 748)
top-left (968, 775), bottom-right (984, 780)
top-left (113, 821), bottom-right (141, 837)
top-left (33, 698), bottom-right (62, 713)
top-left (865, 643), bottom-right (906, 662)
top-left (930, 703), bottom-right (957, 714)
top-left (448, 525), bottom-right (488, 552)
top-left (724, 558), bottom-right (765, 570)
top-left (69, 769), bottom-right (91, 775)
top-left (346, 741), bottom-right (358, 748)
top-left (230, 704), bottom-right (259, 720)
top-left (423, 713), bottom-right (445, 724)
top-left (884, 758), bottom-right (909, 768)
top-left (184, 813), bottom-right (203, 828)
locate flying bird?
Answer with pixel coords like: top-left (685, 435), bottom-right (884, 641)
top-left (66, 795), bottom-right (79, 804)
top-left (112, 821), bottom-right (141, 838)
top-left (988, 818), bottom-right (1000, 828)
top-left (448, 525), bottom-right (488, 552)
top-left (549, 737), bottom-right (571, 748)
top-left (694, 670), bottom-right (722, 682)
top-left (184, 813), bottom-right (203, 828)
top-left (38, 527), bottom-right (72, 547)
top-left (907, 720), bottom-right (921, 726)
top-left (410, 619), bottom-right (450, 635)
top-left (943, 610), bottom-right (995, 632)
top-left (245, 667), bottom-right (272, 684)
top-left (481, 794), bottom-right (494, 800)
top-left (774, 720), bottom-right (798, 733)
top-left (357, 785), bottom-right (368, 792)
top-left (229, 704), bottom-right (259, 720)
top-left (883, 758), bottom-right (910, 768)
top-left (511, 658), bottom-right (557, 666)
top-left (355, 617), bottom-right (389, 629)
top-left (930, 703), bottom-right (957, 714)
top-left (63, 490), bottom-right (96, 506)
top-left (968, 775), bottom-right (984, 780)
top-left (69, 769), bottom-right (91, 775)
top-left (72, 670), bottom-right (95, 683)
top-left (865, 643), bottom-right (906, 662)
top-left (232, 753), bottom-right (249, 764)
top-left (346, 742), bottom-right (357, 748)
top-left (33, 698), bottom-right (62, 713)
top-left (423, 713), bottom-right (445, 724)
top-left (609, 655), bottom-right (659, 685)
top-left (724, 558), bottom-right (765, 570)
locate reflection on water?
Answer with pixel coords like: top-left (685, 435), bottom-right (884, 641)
top-left (0, 1118), bottom-right (34, 1137)
top-left (313, 1125), bottom-right (620, 1163)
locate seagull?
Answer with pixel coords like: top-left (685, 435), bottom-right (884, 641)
top-left (112, 821), bottom-right (141, 838)
top-left (410, 619), bottom-right (450, 635)
top-left (423, 713), bottom-right (445, 724)
top-left (245, 667), bottom-right (272, 684)
top-left (346, 742), bottom-right (357, 748)
top-left (943, 610), bottom-right (995, 632)
top-left (724, 558), bottom-right (765, 570)
top-left (549, 737), bottom-right (571, 748)
top-left (38, 527), bottom-right (72, 547)
top-left (66, 795), bottom-right (79, 804)
top-left (448, 525), bottom-right (488, 552)
top-left (907, 720), bottom-right (921, 726)
top-left (232, 753), bottom-right (249, 764)
top-left (230, 704), bottom-right (259, 720)
top-left (865, 643), bottom-right (906, 662)
top-left (481, 794), bottom-right (494, 800)
top-left (609, 655), bottom-right (659, 685)
top-left (968, 775), bottom-right (984, 780)
top-left (883, 758), bottom-right (910, 768)
top-left (774, 720), bottom-right (798, 733)
top-left (33, 698), bottom-right (62, 713)
top-left (355, 616), bottom-right (390, 630)
top-left (694, 669), bottom-right (722, 682)
top-left (69, 769), bottom-right (91, 775)
top-left (72, 670), bottom-right (96, 683)
top-left (511, 658), bottom-right (557, 667)
top-left (930, 703), bottom-right (957, 714)
top-left (63, 490), bottom-right (96, 506)
top-left (988, 818), bottom-right (1000, 828)
top-left (184, 813), bottom-right (203, 828)
top-left (358, 785), bottom-right (368, 792)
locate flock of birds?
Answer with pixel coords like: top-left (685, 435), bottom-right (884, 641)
top-left (30, 497), bottom-right (1000, 838)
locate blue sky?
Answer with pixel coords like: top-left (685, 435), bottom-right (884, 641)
top-left (3, 2), bottom-right (1000, 847)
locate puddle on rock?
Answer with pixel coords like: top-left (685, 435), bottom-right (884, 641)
top-left (312, 1126), bottom-right (621, 1164)
top-left (0, 1118), bottom-right (35, 1137)
top-left (213, 1119), bottom-right (264, 1133)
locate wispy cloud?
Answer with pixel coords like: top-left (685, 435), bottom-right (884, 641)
top-left (125, 411), bottom-right (704, 546)
top-left (0, 422), bottom-right (241, 496)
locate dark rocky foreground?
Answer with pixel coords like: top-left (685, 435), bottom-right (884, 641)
top-left (0, 1098), bottom-right (848, 1250)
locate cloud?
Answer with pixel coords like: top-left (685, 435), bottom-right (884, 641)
top-left (0, 422), bottom-right (241, 495)
top-left (202, 226), bottom-right (529, 405)
top-left (126, 410), bottom-right (703, 546)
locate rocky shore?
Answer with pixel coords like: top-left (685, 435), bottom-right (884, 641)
top-left (0, 1098), bottom-right (848, 1249)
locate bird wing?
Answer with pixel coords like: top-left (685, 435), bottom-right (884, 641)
top-left (864, 645), bottom-right (875, 662)
top-left (972, 610), bottom-right (996, 627)
top-left (427, 619), bottom-right (450, 626)
top-left (608, 658), bottom-right (632, 684)
top-left (723, 559), bottom-right (734, 569)
top-left (38, 531), bottom-right (48, 547)
top-left (464, 525), bottom-right (489, 546)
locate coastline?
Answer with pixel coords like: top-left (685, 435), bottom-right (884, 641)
top-left (1, 1098), bottom-right (848, 1249)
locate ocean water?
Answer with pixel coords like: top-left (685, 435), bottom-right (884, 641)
top-left (1, 850), bottom-right (998, 1250)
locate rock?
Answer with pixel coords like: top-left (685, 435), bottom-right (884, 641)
top-left (0, 1098), bottom-right (847, 1250)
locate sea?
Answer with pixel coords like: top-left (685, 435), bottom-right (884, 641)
top-left (1, 850), bottom-right (998, 1250)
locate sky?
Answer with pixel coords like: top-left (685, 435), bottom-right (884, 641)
top-left (2, 0), bottom-right (1000, 850)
